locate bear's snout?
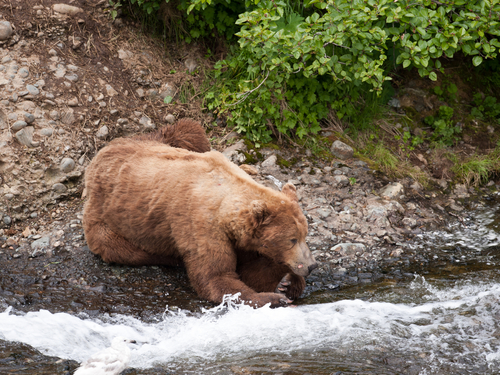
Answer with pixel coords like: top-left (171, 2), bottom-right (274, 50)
top-left (308, 262), bottom-right (318, 273)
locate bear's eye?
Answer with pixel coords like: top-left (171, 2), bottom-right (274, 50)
top-left (291, 239), bottom-right (298, 245)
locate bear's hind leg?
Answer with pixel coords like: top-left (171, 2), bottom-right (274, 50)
top-left (84, 221), bottom-right (178, 266)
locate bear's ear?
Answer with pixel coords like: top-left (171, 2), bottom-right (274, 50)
top-left (250, 200), bottom-right (270, 229)
top-left (281, 183), bottom-right (298, 203)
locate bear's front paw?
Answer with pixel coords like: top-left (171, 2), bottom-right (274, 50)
top-left (275, 273), bottom-right (293, 295)
top-left (249, 292), bottom-right (293, 308)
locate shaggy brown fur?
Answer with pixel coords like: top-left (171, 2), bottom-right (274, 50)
top-left (83, 139), bottom-right (317, 308)
top-left (134, 118), bottom-right (210, 153)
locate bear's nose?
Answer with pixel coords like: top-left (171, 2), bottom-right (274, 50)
top-left (308, 263), bottom-right (318, 273)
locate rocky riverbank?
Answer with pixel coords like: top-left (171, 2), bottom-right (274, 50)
top-left (1, 0), bottom-right (500, 316)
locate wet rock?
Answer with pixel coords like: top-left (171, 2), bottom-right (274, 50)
top-left (380, 182), bottom-right (404, 200)
top-left (12, 120), bottom-right (27, 131)
top-left (0, 21), bottom-right (13, 41)
top-left (453, 184), bottom-right (470, 198)
top-left (96, 125), bottom-right (109, 139)
top-left (53, 4), bottom-right (84, 16)
top-left (60, 158), bottom-right (76, 173)
top-left (330, 140), bottom-right (353, 160)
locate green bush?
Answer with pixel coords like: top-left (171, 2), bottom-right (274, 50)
top-left (126, 0), bottom-right (500, 142)
top-left (424, 105), bottom-right (461, 146)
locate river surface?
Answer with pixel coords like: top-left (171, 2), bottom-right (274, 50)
top-left (1, 194), bottom-right (499, 374)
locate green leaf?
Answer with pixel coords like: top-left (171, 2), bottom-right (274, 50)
top-left (472, 56), bottom-right (483, 66)
top-left (429, 72), bottom-right (437, 81)
top-left (164, 96), bottom-right (173, 104)
top-left (403, 59), bottom-right (411, 68)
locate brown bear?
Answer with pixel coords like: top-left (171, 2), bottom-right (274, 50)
top-left (83, 133), bottom-right (317, 308)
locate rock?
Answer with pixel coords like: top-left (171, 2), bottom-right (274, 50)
top-left (61, 109), bottom-right (75, 125)
top-left (222, 140), bottom-right (246, 163)
top-left (118, 49), bottom-right (133, 60)
top-left (139, 115), bottom-right (155, 130)
top-left (12, 120), bottom-right (27, 131)
top-left (96, 125), bottom-right (109, 139)
top-left (379, 182), bottom-right (404, 200)
top-left (330, 140), bottom-right (354, 160)
top-left (49, 110), bottom-right (60, 120)
top-left (26, 85), bottom-right (40, 96)
top-left (402, 217), bottom-right (417, 228)
top-left (105, 84), bottom-right (118, 97)
top-left (67, 97), bottom-right (79, 106)
top-left (410, 181), bottom-right (423, 191)
top-left (60, 158), bottom-right (76, 173)
top-left (0, 21), bottom-right (13, 41)
top-left (52, 183), bottom-right (67, 193)
top-left (0, 109), bottom-right (7, 129)
top-left (184, 58), bottom-right (197, 73)
top-left (19, 67), bottom-right (29, 78)
top-left (316, 208), bottom-right (332, 219)
top-left (65, 73), bottom-right (79, 82)
top-left (453, 184), bottom-right (470, 198)
top-left (136, 88), bottom-right (145, 98)
top-left (39, 128), bottom-right (54, 137)
top-left (31, 236), bottom-right (50, 250)
top-left (160, 83), bottom-right (176, 99)
top-left (15, 126), bottom-right (38, 147)
top-left (261, 155), bottom-right (277, 169)
top-left (3, 216), bottom-right (12, 225)
top-left (333, 175), bottom-right (349, 187)
top-left (53, 4), bottom-right (84, 16)
top-left (165, 114), bottom-right (175, 124)
top-left (437, 179), bottom-right (448, 189)
top-left (331, 243), bottom-right (366, 256)
top-left (23, 112), bottom-right (35, 124)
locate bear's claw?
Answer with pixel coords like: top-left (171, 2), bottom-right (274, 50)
top-left (275, 274), bottom-right (293, 295)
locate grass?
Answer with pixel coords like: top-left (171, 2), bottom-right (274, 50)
top-left (452, 150), bottom-right (500, 187)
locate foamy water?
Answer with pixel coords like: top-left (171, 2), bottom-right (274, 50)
top-left (1, 276), bottom-right (500, 373)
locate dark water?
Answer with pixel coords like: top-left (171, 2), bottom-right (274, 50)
top-left (0, 193), bottom-right (499, 375)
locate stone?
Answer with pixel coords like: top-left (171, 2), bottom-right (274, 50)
top-left (49, 110), bottom-right (60, 120)
top-left (165, 114), bottom-right (175, 124)
top-left (160, 83), bottom-right (176, 99)
top-left (60, 158), bottom-right (76, 173)
top-left (61, 109), bottom-right (75, 125)
top-left (52, 182), bottom-right (67, 193)
top-left (26, 85), bottom-right (40, 96)
top-left (332, 243), bottom-right (366, 256)
top-left (136, 88), bottom-right (145, 98)
top-left (333, 175), bottom-right (349, 187)
top-left (19, 67), bottom-right (29, 78)
top-left (402, 217), bottom-right (417, 228)
top-left (39, 128), bottom-right (54, 137)
top-left (379, 182), bottom-right (404, 200)
top-left (23, 112), bottom-right (35, 124)
top-left (31, 236), bottom-right (50, 250)
top-left (316, 208), bottom-right (332, 219)
top-left (330, 140), bottom-right (354, 160)
top-left (139, 115), bottom-right (155, 130)
top-left (3, 216), bottom-right (11, 225)
top-left (53, 4), bottom-right (84, 16)
top-left (453, 184), bottom-right (470, 198)
top-left (105, 84), bottom-right (118, 97)
top-left (67, 97), bottom-right (79, 106)
top-left (65, 73), bottom-right (79, 82)
top-left (0, 21), bottom-right (13, 41)
top-left (12, 120), bottom-right (27, 131)
top-left (184, 58), bottom-right (197, 73)
top-left (261, 155), bottom-right (277, 169)
top-left (239, 164), bottom-right (258, 175)
top-left (222, 140), bottom-right (246, 162)
top-left (15, 126), bottom-right (38, 147)
top-left (96, 125), bottom-right (108, 139)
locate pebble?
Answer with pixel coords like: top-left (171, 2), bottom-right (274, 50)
top-left (40, 128), bottom-right (54, 136)
top-left (15, 126), bottom-right (38, 147)
top-left (26, 84), bottom-right (40, 96)
top-left (52, 183), bottom-right (67, 193)
top-left (96, 125), bottom-right (109, 139)
top-left (0, 21), bottom-right (13, 41)
top-left (65, 73), bottom-right (79, 82)
top-left (23, 112), bottom-right (35, 123)
top-left (261, 155), bottom-right (277, 169)
top-left (12, 120), bottom-right (27, 131)
top-left (19, 67), bottom-right (29, 78)
top-left (60, 158), bottom-right (76, 173)
top-left (330, 140), bottom-right (354, 160)
top-left (165, 114), bottom-right (175, 124)
top-left (3, 216), bottom-right (11, 225)
top-left (53, 3), bottom-right (84, 16)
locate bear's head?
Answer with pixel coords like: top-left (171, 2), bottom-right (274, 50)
top-left (246, 183), bottom-right (317, 277)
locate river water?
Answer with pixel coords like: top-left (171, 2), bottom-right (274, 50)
top-left (1, 194), bottom-right (499, 374)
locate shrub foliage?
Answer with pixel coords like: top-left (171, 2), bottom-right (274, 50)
top-left (129, 0), bottom-right (500, 143)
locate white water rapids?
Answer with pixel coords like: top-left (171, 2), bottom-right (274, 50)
top-left (1, 274), bottom-right (500, 374)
